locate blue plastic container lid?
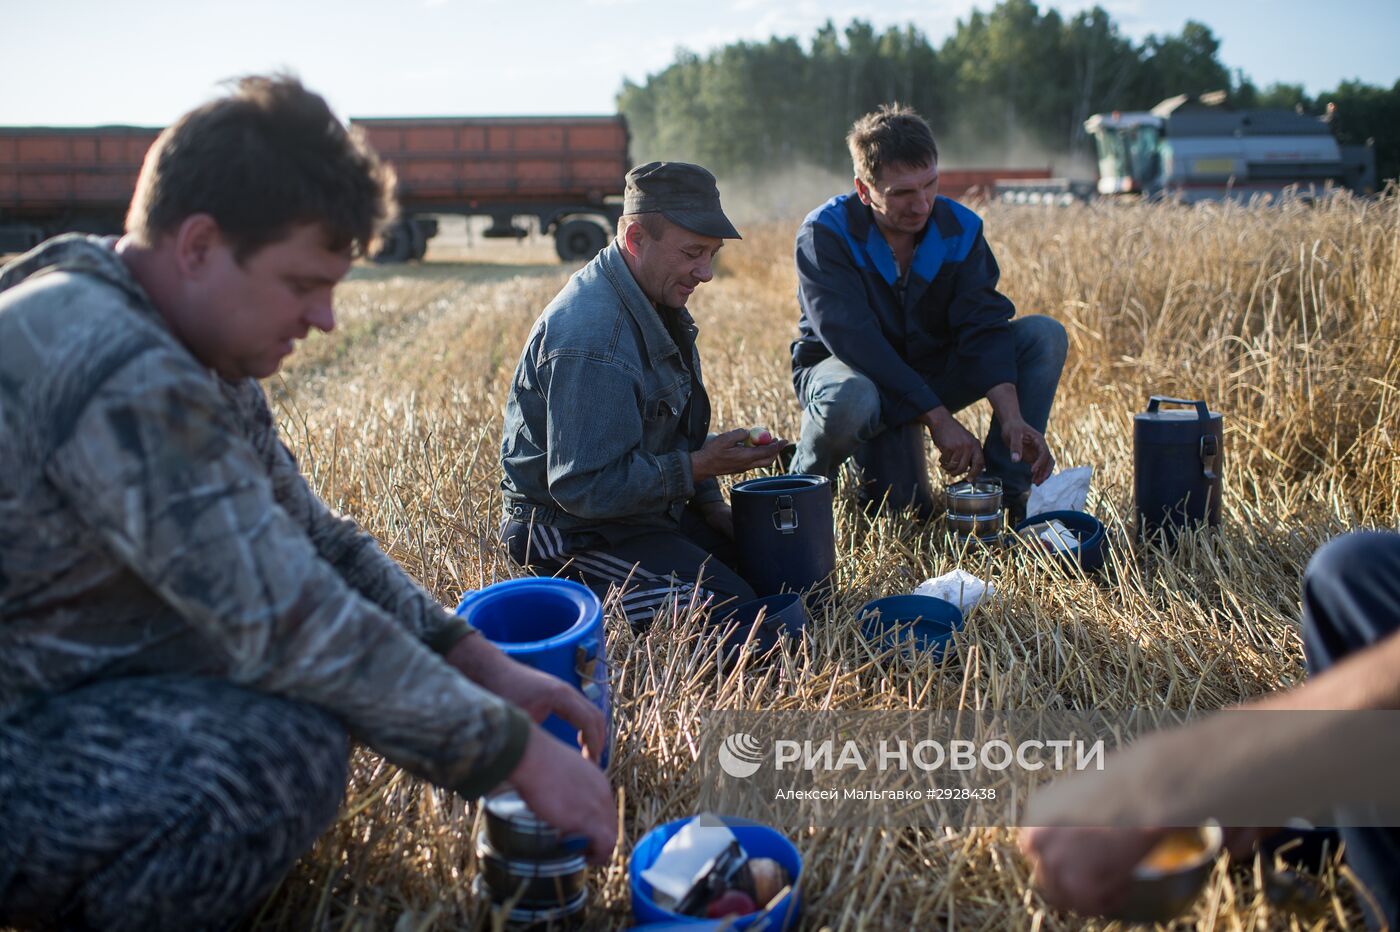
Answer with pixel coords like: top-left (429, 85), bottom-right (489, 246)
top-left (454, 577), bottom-right (601, 654)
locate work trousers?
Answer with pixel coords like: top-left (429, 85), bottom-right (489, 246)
top-left (1300, 530), bottom-right (1400, 930)
top-left (0, 676), bottom-right (349, 932)
top-left (503, 509), bottom-right (757, 632)
top-left (791, 314), bottom-right (1068, 512)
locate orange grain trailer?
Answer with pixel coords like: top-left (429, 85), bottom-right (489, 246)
top-left (0, 125), bottom-right (159, 252)
top-left (1, 115), bottom-right (630, 262)
top-left (351, 114), bottom-right (630, 261)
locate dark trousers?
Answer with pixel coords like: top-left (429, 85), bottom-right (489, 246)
top-left (503, 509), bottom-right (757, 632)
top-left (0, 676), bottom-right (348, 932)
top-left (1300, 531), bottom-right (1400, 929)
top-left (791, 315), bottom-right (1068, 513)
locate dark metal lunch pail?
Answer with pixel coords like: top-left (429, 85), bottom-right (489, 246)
top-left (1133, 396), bottom-right (1224, 541)
top-left (730, 474), bottom-right (836, 599)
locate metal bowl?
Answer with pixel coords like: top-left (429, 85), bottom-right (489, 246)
top-left (476, 836), bottom-right (589, 908)
top-left (1106, 824), bottom-right (1223, 923)
top-left (946, 511), bottom-right (1004, 538)
top-left (945, 477), bottom-right (1004, 516)
top-left (472, 876), bottom-right (588, 927)
top-left (482, 789), bottom-right (588, 861)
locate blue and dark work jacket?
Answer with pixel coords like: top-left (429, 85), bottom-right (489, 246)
top-left (791, 192), bottom-right (1018, 427)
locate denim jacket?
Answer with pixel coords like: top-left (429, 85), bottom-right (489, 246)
top-left (500, 241), bottom-right (723, 531)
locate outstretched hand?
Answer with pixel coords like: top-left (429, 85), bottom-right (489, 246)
top-left (447, 634), bottom-right (607, 760)
top-left (924, 408), bottom-right (985, 479)
top-left (1019, 825), bottom-right (1163, 916)
top-left (1002, 418), bottom-right (1054, 485)
top-left (508, 725), bottom-right (617, 865)
top-left (691, 428), bottom-right (789, 484)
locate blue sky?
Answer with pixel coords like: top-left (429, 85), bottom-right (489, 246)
top-left (1, 0), bottom-right (1395, 125)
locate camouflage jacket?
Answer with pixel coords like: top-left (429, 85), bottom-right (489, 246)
top-left (0, 236), bottom-right (529, 797)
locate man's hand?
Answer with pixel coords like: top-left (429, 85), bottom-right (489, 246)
top-left (1019, 825), bottom-right (1164, 916)
top-left (691, 428), bottom-right (788, 484)
top-left (507, 725), bottom-right (617, 865)
top-left (446, 634), bottom-right (607, 761)
top-left (696, 500), bottom-right (734, 539)
top-left (922, 407), bottom-right (984, 479)
top-left (1001, 418), bottom-right (1054, 485)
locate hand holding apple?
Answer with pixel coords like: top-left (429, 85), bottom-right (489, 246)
top-left (691, 428), bottom-right (790, 483)
top-left (742, 426), bottom-right (774, 447)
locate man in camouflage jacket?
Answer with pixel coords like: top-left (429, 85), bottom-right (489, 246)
top-left (0, 76), bottom-right (614, 932)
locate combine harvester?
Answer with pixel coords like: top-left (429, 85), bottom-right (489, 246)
top-left (996, 92), bottom-right (1377, 205)
top-left (0, 115), bottom-right (630, 261)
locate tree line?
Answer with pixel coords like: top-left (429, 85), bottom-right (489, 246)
top-left (616, 0), bottom-right (1399, 185)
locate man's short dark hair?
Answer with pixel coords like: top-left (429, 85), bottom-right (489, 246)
top-left (126, 74), bottom-right (394, 261)
top-left (616, 212), bottom-right (667, 240)
top-left (847, 103), bottom-right (939, 186)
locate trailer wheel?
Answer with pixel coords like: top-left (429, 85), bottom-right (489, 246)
top-left (554, 219), bottom-right (608, 262)
top-left (407, 220), bottom-right (429, 260)
top-left (373, 220), bottom-right (413, 264)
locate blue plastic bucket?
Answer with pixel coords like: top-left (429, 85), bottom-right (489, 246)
top-left (1014, 510), bottom-right (1107, 574)
top-left (455, 578), bottom-right (609, 763)
top-left (858, 594), bottom-right (964, 662)
top-left (630, 817), bottom-right (803, 929)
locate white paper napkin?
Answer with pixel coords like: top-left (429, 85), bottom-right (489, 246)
top-left (914, 569), bottom-right (996, 614)
top-left (1026, 465), bottom-right (1093, 516)
top-left (639, 814), bottom-right (737, 907)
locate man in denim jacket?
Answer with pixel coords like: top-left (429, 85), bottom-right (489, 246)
top-left (790, 105), bottom-right (1067, 518)
top-left (500, 162), bottom-right (785, 630)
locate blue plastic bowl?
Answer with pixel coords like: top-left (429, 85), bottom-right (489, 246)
top-left (712, 592), bottom-right (807, 656)
top-left (857, 594), bottom-right (964, 662)
top-left (1014, 510), bottom-right (1107, 574)
top-left (630, 817), bottom-right (803, 929)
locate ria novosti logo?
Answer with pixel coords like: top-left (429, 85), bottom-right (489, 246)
top-left (717, 732), bottom-right (765, 778)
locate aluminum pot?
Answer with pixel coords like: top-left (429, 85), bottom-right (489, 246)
top-left (946, 511), bottom-right (1004, 538)
top-left (476, 837), bottom-right (588, 908)
top-left (472, 876), bottom-right (588, 928)
top-left (945, 477), bottom-right (1004, 516)
top-left (482, 789), bottom-right (588, 861)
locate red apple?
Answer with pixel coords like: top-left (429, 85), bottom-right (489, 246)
top-left (705, 889), bottom-right (758, 918)
top-left (744, 426), bottom-right (773, 447)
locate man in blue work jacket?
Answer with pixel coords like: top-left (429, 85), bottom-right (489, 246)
top-left (789, 104), bottom-right (1067, 518)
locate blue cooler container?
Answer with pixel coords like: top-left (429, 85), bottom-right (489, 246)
top-left (455, 578), bottom-right (609, 763)
top-left (1134, 396), bottom-right (1223, 542)
top-left (730, 475), bottom-right (836, 600)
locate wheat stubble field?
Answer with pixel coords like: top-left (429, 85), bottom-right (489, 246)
top-left (249, 195), bottom-right (1399, 931)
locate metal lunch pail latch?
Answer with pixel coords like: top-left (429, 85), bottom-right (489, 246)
top-left (773, 494), bottom-right (799, 534)
top-left (1200, 434), bottom-right (1220, 480)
